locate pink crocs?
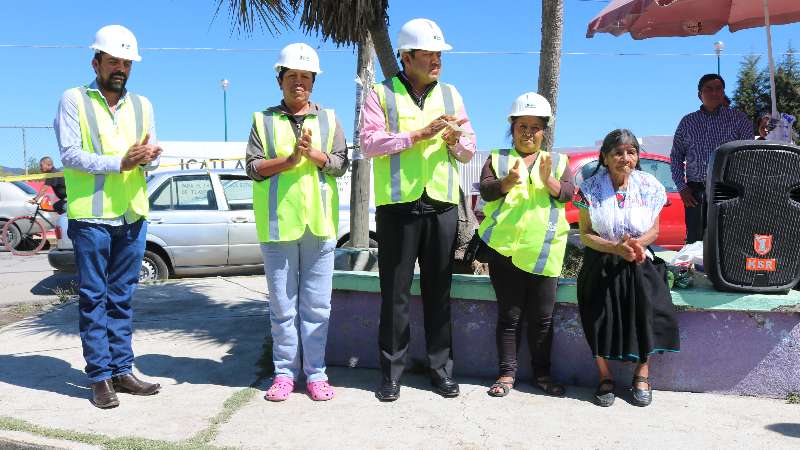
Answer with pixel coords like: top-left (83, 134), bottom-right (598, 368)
top-left (264, 376), bottom-right (294, 402)
top-left (306, 380), bottom-right (335, 401)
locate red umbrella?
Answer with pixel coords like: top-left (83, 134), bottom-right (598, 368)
top-left (587, 0), bottom-right (800, 118)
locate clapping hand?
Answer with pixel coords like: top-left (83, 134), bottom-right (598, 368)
top-left (442, 117), bottom-right (468, 147)
top-left (500, 159), bottom-right (525, 193)
top-left (538, 152), bottom-right (552, 184)
top-left (413, 114), bottom-right (455, 142)
top-left (121, 134), bottom-right (162, 171)
top-left (289, 128), bottom-right (313, 165)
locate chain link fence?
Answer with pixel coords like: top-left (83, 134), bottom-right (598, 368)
top-left (0, 126), bottom-right (57, 177)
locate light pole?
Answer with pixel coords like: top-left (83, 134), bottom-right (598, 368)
top-left (714, 41), bottom-right (724, 75)
top-left (220, 79), bottom-right (230, 141)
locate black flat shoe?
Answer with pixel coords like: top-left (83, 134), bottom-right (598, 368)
top-left (376, 380), bottom-right (401, 402)
top-left (631, 375), bottom-right (652, 407)
top-left (594, 379), bottom-right (615, 407)
top-left (431, 376), bottom-right (460, 398)
top-left (534, 376), bottom-right (566, 397)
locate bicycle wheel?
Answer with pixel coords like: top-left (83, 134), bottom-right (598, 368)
top-left (4, 216), bottom-right (47, 256)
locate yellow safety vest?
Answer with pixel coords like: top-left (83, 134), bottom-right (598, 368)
top-left (64, 87), bottom-right (150, 219)
top-left (252, 109), bottom-right (338, 242)
top-left (477, 149), bottom-right (570, 277)
top-left (372, 76), bottom-right (463, 206)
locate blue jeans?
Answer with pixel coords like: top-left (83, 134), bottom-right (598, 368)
top-left (260, 227), bottom-right (335, 382)
top-left (68, 218), bottom-right (146, 383)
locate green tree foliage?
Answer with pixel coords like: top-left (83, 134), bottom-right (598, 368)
top-left (731, 54), bottom-right (769, 134)
top-left (732, 45), bottom-right (800, 141)
top-left (26, 157), bottom-right (41, 174)
top-left (774, 44), bottom-right (800, 140)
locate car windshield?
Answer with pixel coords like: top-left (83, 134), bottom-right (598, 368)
top-left (11, 181), bottom-right (37, 195)
top-left (576, 158), bottom-right (677, 193)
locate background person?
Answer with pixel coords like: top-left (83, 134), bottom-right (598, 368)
top-left (477, 92), bottom-right (573, 398)
top-left (670, 74), bottom-right (752, 243)
top-left (756, 112), bottom-right (771, 140)
top-left (360, 18), bottom-right (476, 402)
top-left (31, 156), bottom-right (67, 214)
top-left (575, 129), bottom-right (680, 408)
top-left (56, 25), bottom-right (162, 408)
top-left (245, 43), bottom-right (349, 402)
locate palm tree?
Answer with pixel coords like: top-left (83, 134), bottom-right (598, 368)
top-left (218, 0), bottom-right (396, 252)
top-left (218, 0), bottom-right (398, 78)
top-left (538, 0), bottom-right (564, 151)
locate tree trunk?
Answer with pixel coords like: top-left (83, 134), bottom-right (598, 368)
top-left (349, 33), bottom-right (376, 248)
top-left (368, 20), bottom-right (399, 79)
top-left (538, 0), bottom-right (564, 151)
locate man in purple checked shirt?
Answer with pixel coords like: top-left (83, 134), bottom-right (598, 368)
top-left (670, 74), bottom-right (753, 244)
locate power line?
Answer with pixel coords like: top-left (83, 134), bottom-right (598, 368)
top-left (0, 43), bottom-right (787, 58)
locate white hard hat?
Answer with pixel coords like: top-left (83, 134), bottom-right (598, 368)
top-left (397, 18), bottom-right (452, 53)
top-left (90, 25), bottom-right (141, 62)
top-left (508, 92), bottom-right (552, 123)
top-left (274, 43), bottom-right (322, 74)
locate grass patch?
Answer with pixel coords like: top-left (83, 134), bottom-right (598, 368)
top-left (52, 281), bottom-right (78, 303)
top-left (786, 392), bottom-right (800, 404)
top-left (0, 416), bottom-right (230, 449)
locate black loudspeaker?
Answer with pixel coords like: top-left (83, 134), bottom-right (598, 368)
top-left (704, 141), bottom-right (800, 293)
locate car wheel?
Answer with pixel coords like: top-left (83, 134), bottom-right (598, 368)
top-left (140, 250), bottom-right (169, 282)
top-left (0, 220), bottom-right (22, 251)
top-left (336, 232), bottom-right (379, 248)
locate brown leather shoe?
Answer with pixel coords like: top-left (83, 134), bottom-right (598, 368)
top-left (112, 373), bottom-right (161, 396)
top-left (90, 379), bottom-right (120, 409)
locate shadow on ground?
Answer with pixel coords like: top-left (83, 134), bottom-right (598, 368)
top-left (765, 423), bottom-right (800, 438)
top-left (0, 278), bottom-right (271, 397)
top-left (29, 272), bottom-right (78, 296)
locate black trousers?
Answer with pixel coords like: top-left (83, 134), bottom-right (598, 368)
top-left (376, 204), bottom-right (458, 382)
top-left (684, 181), bottom-right (707, 244)
top-left (488, 247), bottom-right (557, 379)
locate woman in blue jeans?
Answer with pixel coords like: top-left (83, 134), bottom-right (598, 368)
top-left (245, 43), bottom-right (349, 402)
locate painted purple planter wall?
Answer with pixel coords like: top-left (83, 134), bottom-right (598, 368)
top-left (327, 291), bottom-right (800, 398)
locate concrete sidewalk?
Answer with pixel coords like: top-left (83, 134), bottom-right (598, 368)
top-left (1, 276), bottom-right (799, 449)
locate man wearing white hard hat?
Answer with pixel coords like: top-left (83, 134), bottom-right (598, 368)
top-left (246, 43), bottom-right (349, 402)
top-left (54, 24), bottom-right (162, 408)
top-left (478, 93), bottom-right (573, 399)
top-left (360, 18), bottom-right (477, 401)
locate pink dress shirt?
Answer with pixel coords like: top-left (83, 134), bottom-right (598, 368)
top-left (359, 88), bottom-right (477, 163)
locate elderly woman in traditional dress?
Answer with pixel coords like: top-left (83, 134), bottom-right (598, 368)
top-left (574, 129), bottom-right (680, 407)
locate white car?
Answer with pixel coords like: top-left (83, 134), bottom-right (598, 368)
top-left (49, 169), bottom-right (376, 281)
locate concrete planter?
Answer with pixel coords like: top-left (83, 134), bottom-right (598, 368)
top-left (327, 271), bottom-right (800, 398)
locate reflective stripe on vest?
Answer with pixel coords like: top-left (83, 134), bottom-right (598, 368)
top-left (253, 109), bottom-right (337, 242)
top-left (65, 86), bottom-right (147, 218)
top-left (260, 114), bottom-right (281, 240)
top-left (532, 152), bottom-right (562, 274)
top-left (479, 148), bottom-right (511, 243)
top-left (374, 77), bottom-right (461, 205)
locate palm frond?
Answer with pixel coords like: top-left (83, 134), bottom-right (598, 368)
top-left (213, 0), bottom-right (296, 36)
top-left (296, 0), bottom-right (389, 45)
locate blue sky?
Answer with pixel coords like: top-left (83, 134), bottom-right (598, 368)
top-left (1, 0), bottom-right (798, 168)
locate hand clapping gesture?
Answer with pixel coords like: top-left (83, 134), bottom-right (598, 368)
top-left (500, 159), bottom-right (526, 193)
top-left (538, 152), bottom-right (552, 184)
top-left (288, 128), bottom-right (313, 165)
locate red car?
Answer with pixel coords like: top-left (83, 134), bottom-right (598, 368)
top-left (564, 151), bottom-right (686, 250)
top-left (470, 151), bottom-right (686, 250)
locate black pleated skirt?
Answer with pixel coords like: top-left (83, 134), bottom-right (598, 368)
top-left (577, 248), bottom-right (680, 362)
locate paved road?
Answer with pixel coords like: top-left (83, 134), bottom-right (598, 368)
top-left (1, 276), bottom-right (799, 449)
top-left (0, 251), bottom-right (76, 307)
